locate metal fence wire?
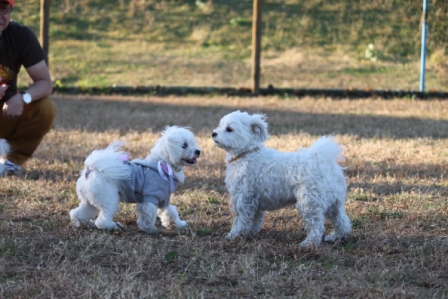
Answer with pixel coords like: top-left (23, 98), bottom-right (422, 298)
top-left (13, 0), bottom-right (448, 93)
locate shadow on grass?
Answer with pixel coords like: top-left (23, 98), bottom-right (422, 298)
top-left (52, 96), bottom-right (448, 139)
top-left (41, 95), bottom-right (448, 193)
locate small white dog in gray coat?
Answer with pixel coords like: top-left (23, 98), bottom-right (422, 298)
top-left (70, 126), bottom-right (200, 233)
top-left (212, 111), bottom-right (351, 247)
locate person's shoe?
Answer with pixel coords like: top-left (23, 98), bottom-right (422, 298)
top-left (0, 159), bottom-right (21, 176)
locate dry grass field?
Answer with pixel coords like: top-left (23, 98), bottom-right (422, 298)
top-left (1, 95), bottom-right (447, 298)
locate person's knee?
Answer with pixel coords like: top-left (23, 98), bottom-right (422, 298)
top-left (37, 97), bottom-right (57, 131)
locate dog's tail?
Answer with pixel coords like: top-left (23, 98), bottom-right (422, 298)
top-left (308, 136), bottom-right (345, 163)
top-left (83, 141), bottom-right (132, 182)
top-left (0, 139), bottom-right (10, 157)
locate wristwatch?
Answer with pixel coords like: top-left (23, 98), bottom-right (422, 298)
top-left (20, 91), bottom-right (32, 104)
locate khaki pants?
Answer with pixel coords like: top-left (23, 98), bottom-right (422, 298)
top-left (0, 97), bottom-right (56, 166)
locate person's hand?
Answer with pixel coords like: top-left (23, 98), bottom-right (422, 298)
top-left (3, 94), bottom-right (24, 118)
top-left (0, 76), bottom-right (8, 100)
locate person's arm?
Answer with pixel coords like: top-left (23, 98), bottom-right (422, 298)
top-left (23, 59), bottom-right (53, 100)
top-left (2, 59), bottom-right (52, 117)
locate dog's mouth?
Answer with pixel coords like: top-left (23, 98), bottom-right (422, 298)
top-left (183, 158), bottom-right (197, 164)
top-left (213, 140), bottom-right (223, 147)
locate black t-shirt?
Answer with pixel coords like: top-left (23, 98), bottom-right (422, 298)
top-left (0, 21), bottom-right (47, 103)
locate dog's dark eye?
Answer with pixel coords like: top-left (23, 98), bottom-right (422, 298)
top-left (226, 127), bottom-right (233, 132)
top-left (181, 143), bottom-right (187, 149)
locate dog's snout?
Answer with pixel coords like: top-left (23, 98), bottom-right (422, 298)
top-left (212, 132), bottom-right (217, 138)
top-left (195, 149), bottom-right (201, 157)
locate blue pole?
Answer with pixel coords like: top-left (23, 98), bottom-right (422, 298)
top-left (419, 0), bottom-right (428, 92)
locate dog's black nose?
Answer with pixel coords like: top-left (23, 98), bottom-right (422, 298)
top-left (195, 150), bottom-right (201, 156)
top-left (212, 132), bottom-right (217, 137)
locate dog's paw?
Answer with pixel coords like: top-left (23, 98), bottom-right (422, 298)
top-left (226, 229), bottom-right (253, 239)
top-left (116, 222), bottom-right (126, 231)
top-left (70, 218), bottom-right (80, 228)
top-left (226, 232), bottom-right (240, 240)
top-left (299, 238), bottom-right (321, 249)
top-left (298, 241), bottom-right (315, 249)
top-left (324, 233), bottom-right (338, 243)
top-left (69, 210), bottom-right (80, 227)
top-left (141, 226), bottom-right (158, 234)
top-left (87, 220), bottom-right (97, 228)
top-left (176, 220), bottom-right (188, 229)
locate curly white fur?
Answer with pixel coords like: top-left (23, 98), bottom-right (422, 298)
top-left (70, 126), bottom-right (200, 233)
top-left (212, 111), bottom-right (351, 247)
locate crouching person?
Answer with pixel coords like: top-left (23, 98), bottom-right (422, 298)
top-left (0, 0), bottom-right (56, 176)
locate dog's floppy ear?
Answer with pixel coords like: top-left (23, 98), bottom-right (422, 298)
top-left (250, 113), bottom-right (269, 142)
top-left (163, 126), bottom-right (181, 159)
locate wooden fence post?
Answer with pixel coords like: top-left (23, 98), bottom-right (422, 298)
top-left (251, 0), bottom-right (262, 95)
top-left (39, 0), bottom-right (51, 66)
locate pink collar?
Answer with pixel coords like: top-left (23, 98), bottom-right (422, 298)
top-left (157, 161), bottom-right (176, 194)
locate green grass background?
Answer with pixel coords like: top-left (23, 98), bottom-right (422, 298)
top-left (12, 0), bottom-right (448, 90)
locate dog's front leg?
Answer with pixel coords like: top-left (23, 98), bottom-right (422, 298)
top-left (226, 212), bottom-right (241, 239)
top-left (226, 195), bottom-right (258, 239)
top-left (136, 202), bottom-right (158, 234)
top-left (251, 210), bottom-right (265, 235)
top-left (158, 204), bottom-right (188, 229)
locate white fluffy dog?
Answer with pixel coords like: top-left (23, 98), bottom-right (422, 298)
top-left (212, 111), bottom-right (351, 247)
top-left (70, 126), bottom-right (200, 233)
